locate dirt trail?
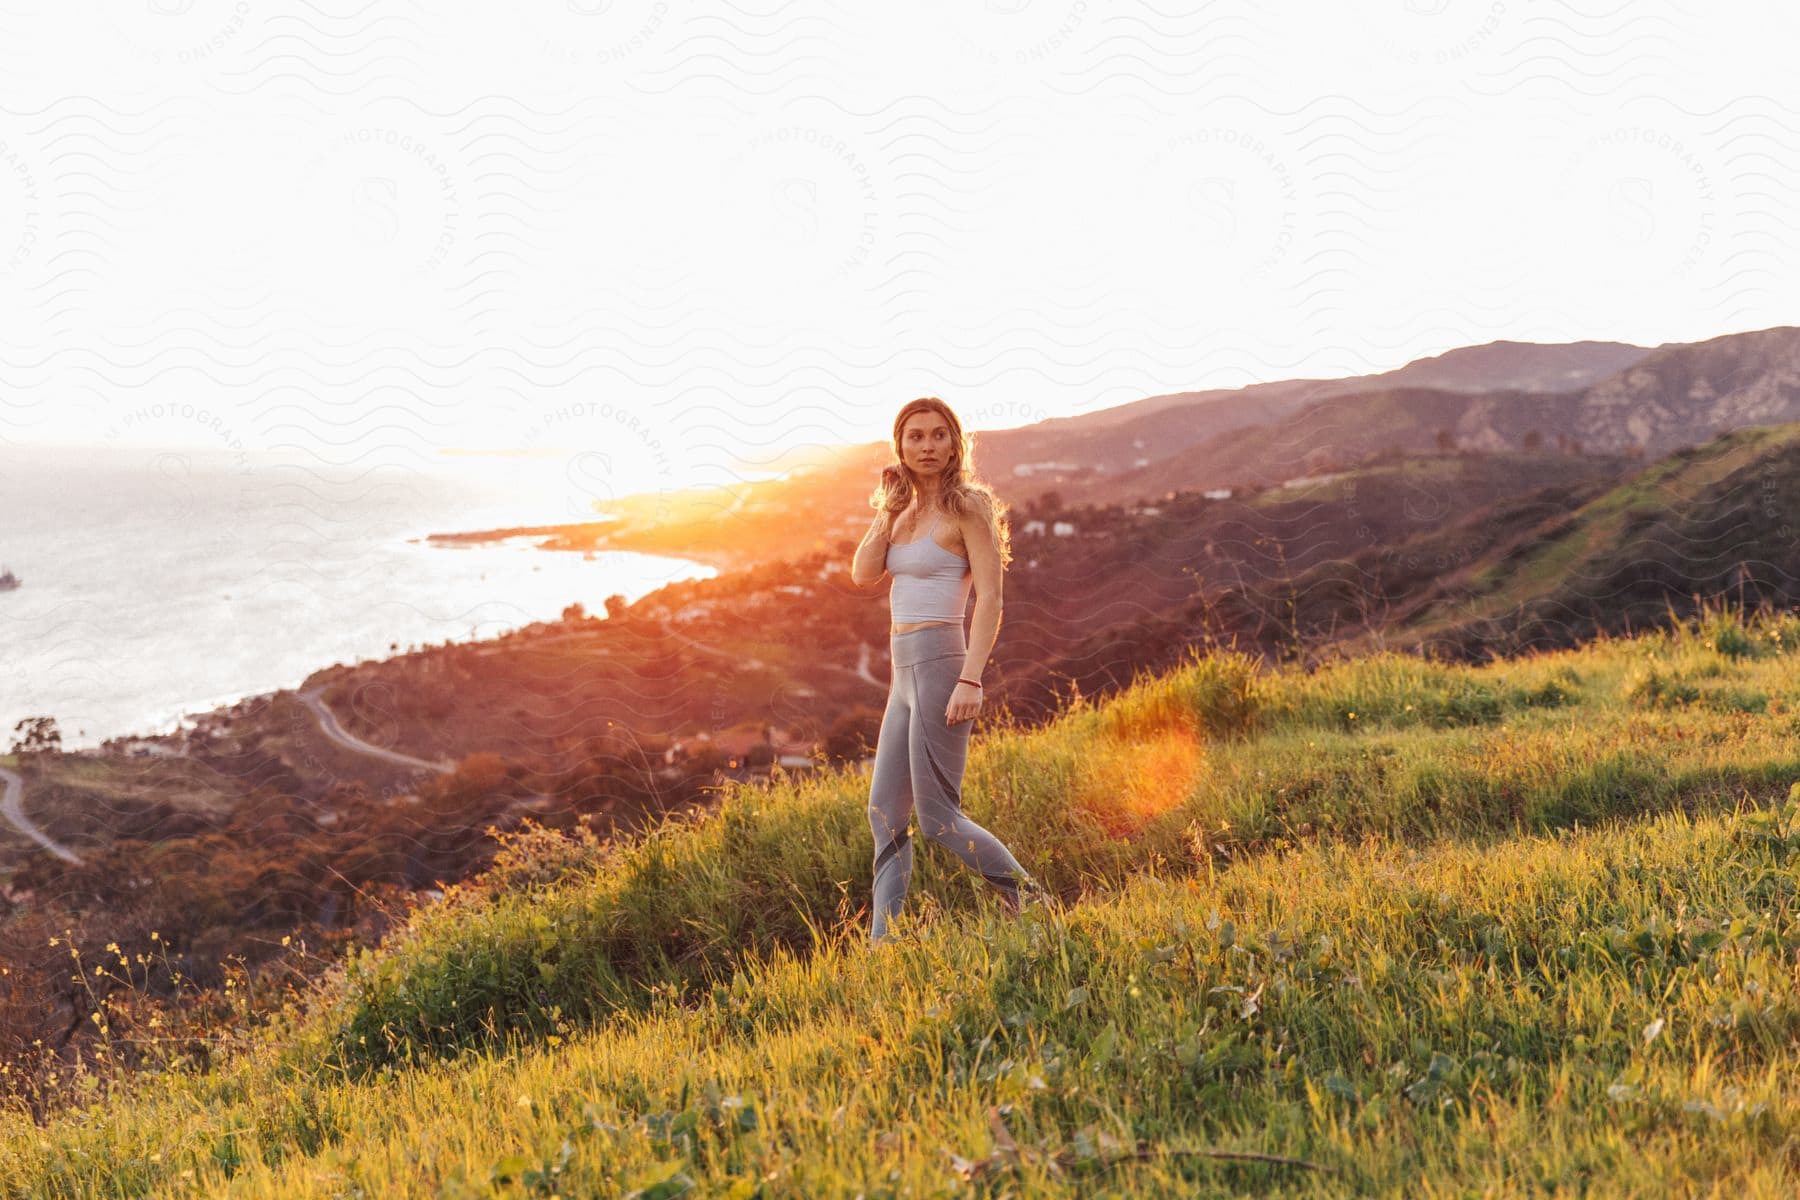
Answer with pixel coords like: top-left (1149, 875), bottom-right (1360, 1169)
top-left (0, 765), bottom-right (85, 866)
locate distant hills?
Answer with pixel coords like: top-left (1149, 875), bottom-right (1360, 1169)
top-left (562, 325), bottom-right (1800, 567)
top-left (1018, 325), bottom-right (1800, 506)
top-left (992, 336), bottom-right (1652, 494)
top-left (460, 322), bottom-right (1800, 717)
top-left (1376, 420), bottom-right (1800, 657)
top-left (997, 420), bottom-right (1800, 717)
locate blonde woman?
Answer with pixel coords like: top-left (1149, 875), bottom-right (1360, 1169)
top-left (850, 397), bottom-right (1046, 944)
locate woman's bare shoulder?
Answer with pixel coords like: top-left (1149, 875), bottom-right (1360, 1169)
top-left (957, 491), bottom-right (998, 524)
top-left (951, 493), bottom-right (998, 549)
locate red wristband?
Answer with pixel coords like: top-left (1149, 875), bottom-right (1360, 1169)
top-left (958, 678), bottom-right (983, 689)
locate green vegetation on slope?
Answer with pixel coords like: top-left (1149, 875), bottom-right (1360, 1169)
top-left (12, 794), bottom-right (1800, 1194)
top-left (7, 601), bottom-right (1800, 1196)
top-left (1453, 422), bottom-right (1800, 623)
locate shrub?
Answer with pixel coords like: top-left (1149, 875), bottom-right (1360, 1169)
top-left (473, 817), bottom-right (611, 897)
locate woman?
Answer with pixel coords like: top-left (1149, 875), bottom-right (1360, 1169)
top-left (850, 396), bottom-right (1045, 944)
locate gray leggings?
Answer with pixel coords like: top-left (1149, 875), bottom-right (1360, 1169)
top-left (867, 621), bottom-right (1033, 942)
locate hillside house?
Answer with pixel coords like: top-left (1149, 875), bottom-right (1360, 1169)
top-left (1203, 488), bottom-right (1232, 500)
top-left (112, 738), bottom-right (181, 759)
top-left (1052, 521), bottom-right (1076, 536)
top-left (665, 725), bottom-right (815, 769)
top-left (1022, 519), bottom-right (1047, 536)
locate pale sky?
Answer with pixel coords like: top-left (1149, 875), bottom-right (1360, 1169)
top-left (3, 2), bottom-right (1797, 503)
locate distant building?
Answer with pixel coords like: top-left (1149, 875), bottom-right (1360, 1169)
top-left (1022, 519), bottom-right (1047, 536)
top-left (1013, 461), bottom-right (1081, 477)
top-left (1203, 488), bottom-right (1232, 500)
top-left (112, 738), bottom-right (180, 759)
top-left (1052, 521), bottom-right (1076, 536)
top-left (1134, 457), bottom-right (1150, 468)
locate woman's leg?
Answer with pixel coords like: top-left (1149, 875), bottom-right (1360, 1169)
top-left (907, 644), bottom-right (1034, 913)
top-left (866, 655), bottom-right (916, 943)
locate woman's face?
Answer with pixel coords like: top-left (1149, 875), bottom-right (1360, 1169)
top-left (899, 411), bottom-right (954, 481)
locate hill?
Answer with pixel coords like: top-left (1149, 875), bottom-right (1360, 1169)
top-left (442, 336), bottom-right (1658, 571)
top-left (1350, 420), bottom-right (1800, 660)
top-left (1574, 324), bottom-right (1800, 457)
top-left (989, 445), bottom-right (1630, 719)
top-left (1057, 325), bottom-right (1800, 508)
top-left (522, 326), bottom-right (1797, 567)
top-left (1005, 422), bottom-right (1800, 714)
top-left (1065, 383), bottom-right (1583, 504)
top-left (7, 602), bottom-right (1800, 1194)
top-left (1002, 337), bottom-right (1650, 474)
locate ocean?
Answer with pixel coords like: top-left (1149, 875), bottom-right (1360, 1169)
top-left (0, 444), bottom-right (717, 751)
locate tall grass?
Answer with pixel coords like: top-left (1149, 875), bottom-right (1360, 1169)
top-left (6, 598), bottom-right (1800, 1195)
top-left (9, 796), bottom-right (1800, 1195)
top-left (262, 602), bottom-right (1800, 1087)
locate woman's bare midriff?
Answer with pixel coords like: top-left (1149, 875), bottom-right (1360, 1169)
top-left (891, 618), bottom-right (960, 635)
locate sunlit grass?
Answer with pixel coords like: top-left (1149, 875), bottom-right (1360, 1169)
top-left (11, 797), bottom-right (1800, 1195)
top-left (6, 597), bottom-right (1800, 1195)
top-left (266, 604), bottom-right (1800, 1084)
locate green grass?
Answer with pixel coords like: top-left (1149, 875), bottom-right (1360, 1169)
top-left (1466, 423), bottom-right (1800, 610)
top-left (7, 599), bottom-right (1800, 1196)
top-left (1248, 455), bottom-right (1471, 508)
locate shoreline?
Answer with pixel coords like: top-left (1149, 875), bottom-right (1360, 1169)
top-left (59, 531), bottom-right (742, 756)
top-left (421, 519), bottom-right (749, 574)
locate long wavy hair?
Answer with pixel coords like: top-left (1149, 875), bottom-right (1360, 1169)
top-left (870, 396), bottom-right (1014, 570)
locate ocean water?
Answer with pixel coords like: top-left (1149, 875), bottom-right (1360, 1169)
top-left (0, 444), bottom-right (716, 751)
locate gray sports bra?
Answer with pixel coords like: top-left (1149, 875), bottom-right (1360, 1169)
top-left (886, 510), bottom-right (972, 623)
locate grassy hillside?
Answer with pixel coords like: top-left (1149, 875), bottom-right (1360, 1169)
top-left (1389, 421), bottom-right (1800, 657)
top-left (1031, 421), bottom-right (1800, 705)
top-left (996, 446), bottom-right (1629, 718)
top-left (7, 602), bottom-right (1800, 1195)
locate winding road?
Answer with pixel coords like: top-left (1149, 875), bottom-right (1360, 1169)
top-left (2, 647), bottom-right (878, 870)
top-left (1, 688), bottom-right (471, 871)
top-left (1, 765), bottom-right (84, 866)
top-left (298, 688), bottom-right (456, 775)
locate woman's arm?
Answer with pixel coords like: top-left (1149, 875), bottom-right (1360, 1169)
top-left (850, 510), bottom-right (892, 588)
top-left (951, 499), bottom-right (1002, 720)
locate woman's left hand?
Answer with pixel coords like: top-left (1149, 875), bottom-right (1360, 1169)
top-left (946, 681), bottom-right (983, 725)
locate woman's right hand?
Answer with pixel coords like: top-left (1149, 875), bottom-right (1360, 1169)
top-left (878, 466), bottom-right (905, 530)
